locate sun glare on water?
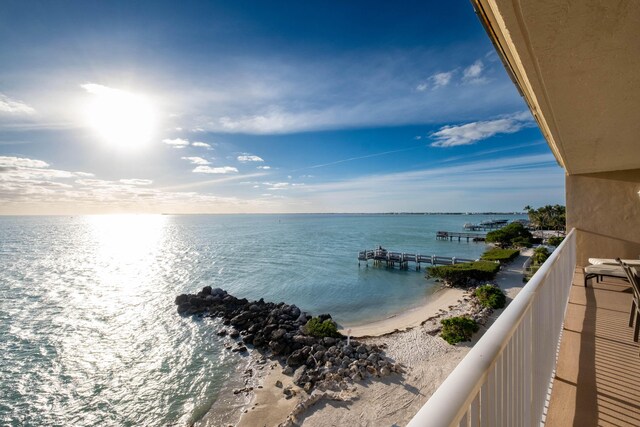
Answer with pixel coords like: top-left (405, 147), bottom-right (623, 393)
top-left (82, 83), bottom-right (157, 151)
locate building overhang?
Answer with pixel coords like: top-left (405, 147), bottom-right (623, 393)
top-left (471, 0), bottom-right (640, 175)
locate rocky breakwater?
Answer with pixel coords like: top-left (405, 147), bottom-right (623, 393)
top-left (175, 286), bottom-right (402, 393)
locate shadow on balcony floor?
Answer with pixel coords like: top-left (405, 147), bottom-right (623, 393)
top-left (546, 269), bottom-right (640, 427)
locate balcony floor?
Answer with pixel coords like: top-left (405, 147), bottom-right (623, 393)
top-left (546, 269), bottom-right (640, 427)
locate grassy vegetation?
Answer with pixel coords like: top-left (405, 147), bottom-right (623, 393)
top-left (427, 261), bottom-right (500, 288)
top-left (441, 316), bottom-right (479, 344)
top-left (480, 248), bottom-right (520, 263)
top-left (304, 317), bottom-right (341, 338)
top-left (474, 284), bottom-right (506, 309)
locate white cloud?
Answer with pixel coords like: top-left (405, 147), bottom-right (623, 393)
top-left (192, 166), bottom-right (238, 174)
top-left (0, 156), bottom-right (49, 169)
top-left (74, 172), bottom-right (95, 178)
top-left (181, 156), bottom-right (210, 165)
top-left (0, 93), bottom-right (36, 115)
top-left (430, 71), bottom-right (453, 88)
top-left (119, 179), bottom-right (153, 185)
top-left (192, 141), bottom-right (211, 148)
top-left (463, 60), bottom-right (485, 83)
top-left (163, 138), bottom-right (190, 147)
top-left (237, 155), bottom-right (264, 162)
top-left (416, 71), bottom-right (454, 92)
top-left (267, 182), bottom-right (289, 190)
top-left (257, 165), bottom-right (271, 170)
top-left (430, 111), bottom-right (534, 147)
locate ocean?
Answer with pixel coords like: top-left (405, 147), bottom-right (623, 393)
top-left (0, 213), bottom-right (525, 426)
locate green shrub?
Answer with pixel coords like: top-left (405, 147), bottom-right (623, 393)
top-left (427, 261), bottom-right (500, 288)
top-left (304, 317), bottom-right (341, 338)
top-left (486, 222), bottom-right (533, 248)
top-left (481, 248), bottom-right (520, 263)
top-left (512, 237), bottom-right (533, 248)
top-left (547, 236), bottom-right (564, 247)
top-left (475, 284), bottom-right (506, 309)
top-left (441, 316), bottom-right (479, 344)
top-left (533, 246), bottom-right (550, 265)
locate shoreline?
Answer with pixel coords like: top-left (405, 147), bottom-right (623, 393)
top-left (235, 251), bottom-right (532, 426)
top-left (338, 286), bottom-right (466, 338)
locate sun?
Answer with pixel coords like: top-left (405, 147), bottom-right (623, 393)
top-left (82, 83), bottom-right (156, 150)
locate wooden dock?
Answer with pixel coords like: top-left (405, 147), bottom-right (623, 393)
top-left (436, 231), bottom-right (486, 242)
top-left (358, 248), bottom-right (475, 270)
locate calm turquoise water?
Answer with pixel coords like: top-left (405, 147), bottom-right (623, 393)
top-left (0, 213), bottom-right (524, 426)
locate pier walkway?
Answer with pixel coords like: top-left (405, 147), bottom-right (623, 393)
top-left (436, 231), bottom-right (486, 242)
top-left (358, 248), bottom-right (475, 270)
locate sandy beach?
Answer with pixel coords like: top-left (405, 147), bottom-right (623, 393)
top-left (234, 250), bottom-right (531, 427)
top-left (339, 286), bottom-right (467, 338)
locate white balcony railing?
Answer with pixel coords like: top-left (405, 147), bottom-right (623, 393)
top-left (408, 228), bottom-right (576, 427)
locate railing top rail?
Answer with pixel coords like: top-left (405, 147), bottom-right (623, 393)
top-left (407, 228), bottom-right (576, 427)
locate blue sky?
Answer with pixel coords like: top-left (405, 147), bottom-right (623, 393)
top-left (0, 1), bottom-right (565, 214)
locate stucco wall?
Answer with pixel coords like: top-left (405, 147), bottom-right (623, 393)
top-left (567, 169), bottom-right (640, 266)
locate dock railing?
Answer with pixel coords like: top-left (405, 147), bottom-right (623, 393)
top-left (407, 228), bottom-right (576, 427)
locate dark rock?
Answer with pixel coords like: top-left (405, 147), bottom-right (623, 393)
top-left (318, 313), bottom-right (332, 322)
top-left (232, 344), bottom-right (247, 353)
top-left (323, 337), bottom-right (336, 346)
top-left (202, 286), bottom-right (212, 295)
top-left (229, 329), bottom-right (240, 339)
top-left (177, 302), bottom-right (191, 314)
top-left (292, 366), bottom-right (307, 384)
top-left (282, 366), bottom-right (294, 375)
top-left (275, 380), bottom-right (283, 388)
top-left (283, 386), bottom-right (295, 399)
top-left (286, 350), bottom-right (304, 368)
top-left (269, 340), bottom-right (286, 355)
top-left (175, 294), bottom-right (189, 305)
top-left (216, 329), bottom-right (227, 336)
top-left (271, 328), bottom-right (287, 340)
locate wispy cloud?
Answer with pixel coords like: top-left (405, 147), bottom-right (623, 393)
top-left (288, 153), bottom-right (564, 212)
top-left (119, 178), bottom-right (153, 185)
top-left (0, 155), bottom-right (264, 214)
top-left (257, 165), bottom-right (271, 170)
top-left (163, 138), bottom-right (190, 147)
top-left (237, 155), bottom-right (264, 162)
top-left (292, 147), bottom-right (421, 172)
top-left (170, 50), bottom-right (521, 135)
top-left (0, 156), bottom-right (48, 169)
top-left (181, 156), bottom-right (210, 165)
top-left (192, 165), bottom-right (238, 174)
top-left (192, 141), bottom-right (212, 149)
top-left (0, 93), bottom-right (36, 115)
top-left (463, 60), bottom-right (485, 84)
top-left (430, 111), bottom-right (534, 147)
top-left (431, 71), bottom-right (454, 88)
top-left (416, 70), bottom-right (454, 92)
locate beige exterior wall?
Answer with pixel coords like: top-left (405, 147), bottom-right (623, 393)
top-left (566, 169), bottom-right (640, 266)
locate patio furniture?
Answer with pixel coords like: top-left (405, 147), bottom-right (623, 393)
top-left (616, 259), bottom-right (640, 347)
top-left (583, 264), bottom-right (628, 287)
top-left (588, 258), bottom-right (640, 266)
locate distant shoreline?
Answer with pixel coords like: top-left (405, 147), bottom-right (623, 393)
top-left (0, 211), bottom-right (529, 217)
